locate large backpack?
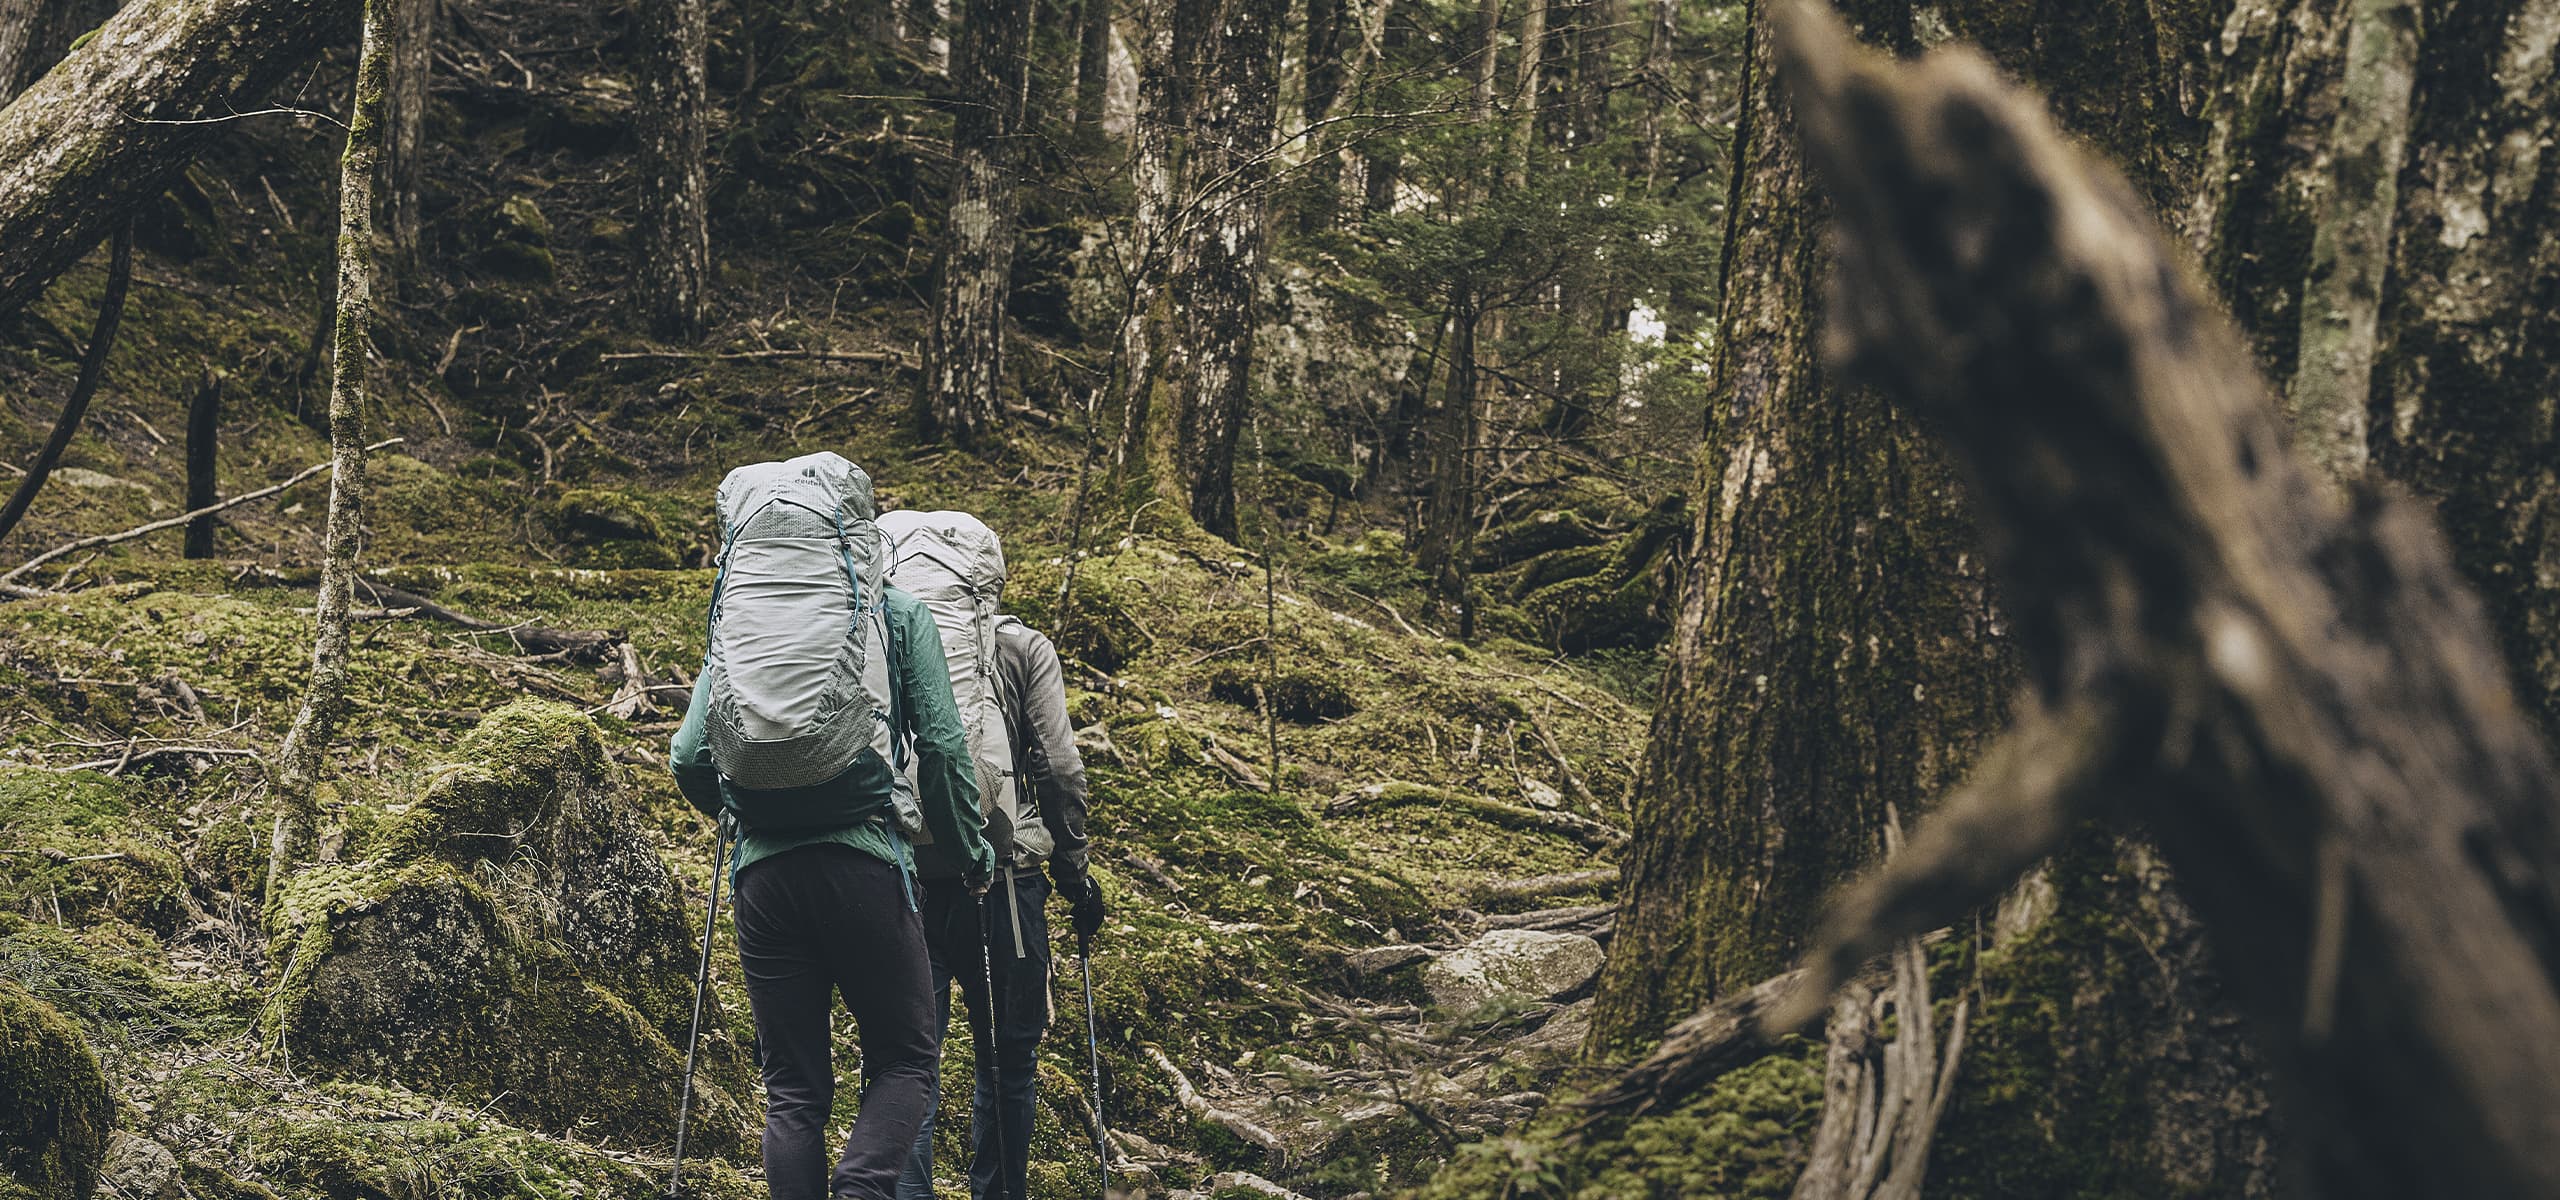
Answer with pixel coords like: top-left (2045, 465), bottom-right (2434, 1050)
top-left (702, 453), bottom-right (912, 834)
top-left (878, 510), bottom-right (1051, 867)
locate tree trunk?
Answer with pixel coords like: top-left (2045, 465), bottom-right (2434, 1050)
top-left (1586, 0), bottom-right (2013, 1051)
top-left (1171, 0), bottom-right (1281, 540)
top-left (634, 0), bottom-right (709, 341)
top-left (1416, 300), bottom-right (1480, 637)
top-left (1569, 0), bottom-right (1615, 151)
top-left (1507, 0), bottom-right (1547, 170)
top-left (1295, 0), bottom-right (1344, 233)
top-left (1107, 0), bottom-right (1185, 501)
top-left (1072, 0), bottom-right (1109, 138)
top-left (0, 0), bottom-right (88, 102)
top-left (0, 0), bottom-right (358, 325)
top-left (273, 0), bottom-right (390, 856)
top-left (920, 0), bottom-right (1031, 448)
top-left (183, 370), bottom-right (221, 559)
top-left (379, 0), bottom-right (435, 264)
top-left (1768, 8), bottom-right (2560, 1190)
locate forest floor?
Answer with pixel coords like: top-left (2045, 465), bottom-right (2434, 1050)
top-left (0, 99), bottom-right (1676, 1200)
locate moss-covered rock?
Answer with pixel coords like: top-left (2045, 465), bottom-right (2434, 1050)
top-left (0, 981), bottom-right (113, 1200)
top-left (266, 704), bottom-right (748, 1155)
top-left (0, 769), bottom-right (185, 933)
top-left (545, 488), bottom-right (680, 569)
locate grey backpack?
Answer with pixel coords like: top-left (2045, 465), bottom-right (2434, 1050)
top-left (702, 453), bottom-right (914, 833)
top-left (878, 510), bottom-right (1050, 866)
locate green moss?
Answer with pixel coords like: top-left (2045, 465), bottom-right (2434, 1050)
top-left (545, 488), bottom-right (681, 569)
top-left (0, 769), bottom-right (185, 933)
top-left (0, 981), bottom-right (113, 1200)
top-left (1407, 1042), bottom-right (1824, 1200)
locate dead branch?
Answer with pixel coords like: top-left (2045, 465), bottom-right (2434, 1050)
top-left (1766, 5), bottom-right (2560, 1194)
top-left (1469, 868), bottom-right (1620, 908)
top-left (0, 439), bottom-right (405, 588)
top-left (1143, 1045), bottom-right (1287, 1165)
top-left (599, 348), bottom-right (917, 368)
top-left (1328, 781), bottom-right (1628, 851)
top-left (0, 223), bottom-right (132, 546)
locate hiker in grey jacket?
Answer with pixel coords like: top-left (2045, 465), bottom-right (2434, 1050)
top-left (883, 514), bottom-right (1104, 1200)
top-left (670, 534), bottom-right (996, 1200)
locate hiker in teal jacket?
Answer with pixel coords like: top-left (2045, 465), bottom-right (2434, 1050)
top-left (670, 585), bottom-right (995, 1200)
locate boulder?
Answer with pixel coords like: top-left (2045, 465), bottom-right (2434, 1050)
top-left (1422, 929), bottom-right (1605, 1015)
top-left (94, 1135), bottom-right (177, 1200)
top-left (545, 488), bottom-right (679, 569)
top-left (0, 981), bottom-right (112, 1200)
top-left (267, 702), bottom-right (747, 1153)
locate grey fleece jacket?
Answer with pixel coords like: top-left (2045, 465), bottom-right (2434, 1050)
top-left (912, 615), bottom-right (1091, 880)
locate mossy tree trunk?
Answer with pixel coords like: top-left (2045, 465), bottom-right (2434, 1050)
top-left (0, 0), bottom-right (359, 324)
top-left (274, 0), bottom-right (392, 864)
top-left (1587, 0), bottom-right (2012, 1052)
top-left (634, 0), bottom-right (709, 341)
top-left (1104, 0), bottom-right (1189, 522)
top-left (919, 0), bottom-right (1030, 448)
top-left (1170, 0), bottom-right (1281, 541)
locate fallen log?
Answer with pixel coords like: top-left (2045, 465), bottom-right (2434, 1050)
top-left (1470, 867), bottom-right (1620, 908)
top-left (1327, 781), bottom-right (1628, 851)
top-left (1757, 6), bottom-right (2560, 1196)
top-left (0, 0), bottom-right (359, 323)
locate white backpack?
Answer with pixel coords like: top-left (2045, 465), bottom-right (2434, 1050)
top-left (703, 453), bottom-right (913, 833)
top-left (878, 510), bottom-right (1051, 866)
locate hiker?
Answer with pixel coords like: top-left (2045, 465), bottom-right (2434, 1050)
top-left (879, 510), bottom-right (1107, 1200)
top-left (669, 453), bottom-right (996, 1200)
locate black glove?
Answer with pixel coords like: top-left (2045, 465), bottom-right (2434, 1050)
top-left (1055, 864), bottom-right (1107, 945)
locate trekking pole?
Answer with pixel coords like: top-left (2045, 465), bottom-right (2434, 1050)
top-left (1080, 927), bottom-right (1109, 1199)
top-left (978, 884), bottom-right (1014, 1200)
top-left (667, 810), bottom-right (733, 1200)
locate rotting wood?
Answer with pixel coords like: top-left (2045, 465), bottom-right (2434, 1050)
top-left (1752, 6), bottom-right (2560, 1195)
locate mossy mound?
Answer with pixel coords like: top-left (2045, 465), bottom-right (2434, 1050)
top-left (0, 769), bottom-right (185, 933)
top-left (1204, 663), bottom-right (1359, 724)
top-left (0, 981), bottom-right (113, 1200)
top-left (266, 704), bottom-right (749, 1155)
top-left (545, 488), bottom-right (681, 570)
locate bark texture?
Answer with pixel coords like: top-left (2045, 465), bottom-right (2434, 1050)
top-left (379, 0), bottom-right (435, 262)
top-left (0, 0), bottom-right (90, 101)
top-left (274, 0), bottom-right (392, 840)
top-left (1587, 0), bottom-right (2011, 1050)
top-left (1171, 0), bottom-right (1282, 540)
top-left (920, 0), bottom-right (1031, 447)
top-left (634, 0), bottom-right (709, 341)
top-left (0, 0), bottom-right (359, 324)
top-left (1768, 8), bottom-right (2560, 1194)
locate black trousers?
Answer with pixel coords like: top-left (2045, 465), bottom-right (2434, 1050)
top-left (896, 870), bottom-right (1051, 1200)
top-left (733, 844), bottom-right (938, 1200)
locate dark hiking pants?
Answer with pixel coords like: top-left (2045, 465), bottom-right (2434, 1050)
top-left (894, 870), bottom-right (1051, 1200)
top-left (735, 844), bottom-right (938, 1200)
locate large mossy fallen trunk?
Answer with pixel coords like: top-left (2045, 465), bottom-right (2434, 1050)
top-left (0, 0), bottom-right (356, 324)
